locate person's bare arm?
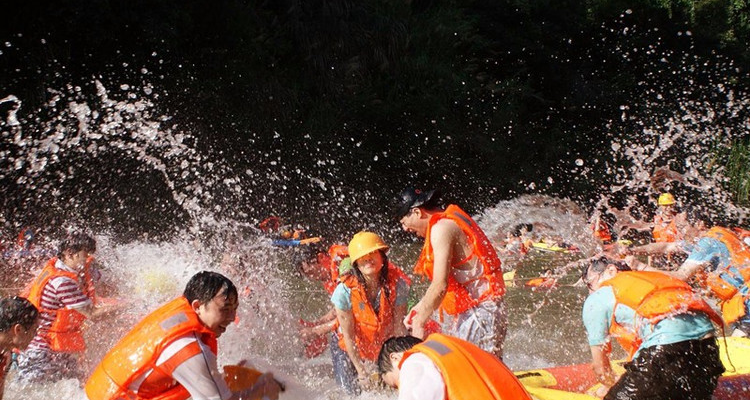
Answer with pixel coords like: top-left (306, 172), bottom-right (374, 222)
top-left (408, 220), bottom-right (454, 337)
top-left (628, 242), bottom-right (681, 256)
top-left (671, 259), bottom-right (709, 281)
top-left (590, 344), bottom-right (617, 388)
top-left (335, 307), bottom-right (366, 376)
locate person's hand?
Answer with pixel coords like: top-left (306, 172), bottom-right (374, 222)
top-left (299, 326), bottom-right (315, 340)
top-left (585, 384), bottom-right (610, 399)
top-left (357, 363), bottom-right (378, 391)
top-left (404, 307), bottom-right (428, 338)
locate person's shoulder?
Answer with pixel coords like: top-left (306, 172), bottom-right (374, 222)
top-left (430, 217), bottom-right (461, 237)
top-left (584, 287), bottom-right (615, 309)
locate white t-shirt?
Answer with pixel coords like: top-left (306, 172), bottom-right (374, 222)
top-left (398, 353), bottom-right (446, 400)
top-left (128, 333), bottom-right (233, 400)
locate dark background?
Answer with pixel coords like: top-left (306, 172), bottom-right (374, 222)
top-left (1, 0), bottom-right (748, 241)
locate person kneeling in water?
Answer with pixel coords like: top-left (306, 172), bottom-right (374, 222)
top-left (331, 232), bottom-right (411, 395)
top-left (377, 333), bottom-right (532, 400)
top-left (85, 271), bottom-right (282, 400)
top-left (581, 257), bottom-right (724, 399)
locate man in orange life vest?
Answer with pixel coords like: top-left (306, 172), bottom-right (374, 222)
top-left (629, 212), bottom-right (750, 337)
top-left (395, 188), bottom-right (506, 359)
top-left (85, 271), bottom-right (283, 400)
top-left (16, 232), bottom-right (112, 383)
top-left (0, 296), bottom-right (39, 399)
top-left (377, 334), bottom-right (532, 400)
top-left (581, 256), bottom-right (723, 400)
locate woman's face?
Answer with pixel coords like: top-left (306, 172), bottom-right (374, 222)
top-left (356, 250), bottom-right (385, 277)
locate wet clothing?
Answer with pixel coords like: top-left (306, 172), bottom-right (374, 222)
top-left (400, 333), bottom-right (532, 400)
top-left (17, 258), bottom-right (92, 383)
top-left (329, 331), bottom-right (361, 395)
top-left (583, 285), bottom-right (715, 358)
top-left (652, 215), bottom-right (681, 243)
top-left (414, 205), bottom-right (506, 316)
top-left (448, 298), bottom-right (507, 359)
top-left (26, 258), bottom-right (92, 352)
top-left (16, 348), bottom-right (83, 384)
top-left (397, 352), bottom-right (445, 400)
top-left (330, 275), bottom-right (409, 311)
top-left (122, 333), bottom-right (231, 400)
top-left (686, 228), bottom-right (750, 330)
top-left (604, 338), bottom-right (723, 400)
top-left (85, 297), bottom-right (225, 400)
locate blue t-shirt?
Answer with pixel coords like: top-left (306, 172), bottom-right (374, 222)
top-left (582, 286), bottom-right (714, 357)
top-left (331, 276), bottom-right (410, 311)
top-left (686, 236), bottom-right (750, 324)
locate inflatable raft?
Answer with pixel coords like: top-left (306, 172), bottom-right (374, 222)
top-left (516, 336), bottom-right (750, 399)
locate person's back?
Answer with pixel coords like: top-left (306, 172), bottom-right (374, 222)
top-left (378, 334), bottom-right (532, 400)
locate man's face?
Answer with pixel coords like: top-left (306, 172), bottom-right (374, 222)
top-left (659, 204), bottom-right (677, 218)
top-left (400, 208), bottom-right (426, 237)
top-left (195, 291), bottom-right (239, 337)
top-left (66, 249), bottom-right (93, 270)
top-left (381, 351), bottom-right (404, 388)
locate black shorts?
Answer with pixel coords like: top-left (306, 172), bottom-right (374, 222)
top-left (604, 338), bottom-right (724, 400)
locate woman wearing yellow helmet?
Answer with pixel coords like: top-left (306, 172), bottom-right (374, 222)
top-left (330, 232), bottom-right (411, 395)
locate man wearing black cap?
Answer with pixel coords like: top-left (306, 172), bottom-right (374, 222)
top-left (395, 188), bottom-right (507, 359)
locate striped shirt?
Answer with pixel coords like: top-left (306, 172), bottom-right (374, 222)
top-left (27, 259), bottom-right (93, 351)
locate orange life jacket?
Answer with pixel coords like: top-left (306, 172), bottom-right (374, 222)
top-left (415, 205), bottom-right (505, 315)
top-left (592, 221), bottom-right (612, 244)
top-left (600, 271), bottom-right (723, 359)
top-left (324, 244), bottom-right (349, 295)
top-left (25, 257), bottom-right (88, 353)
top-left (652, 215), bottom-right (681, 243)
top-left (337, 262), bottom-right (406, 361)
top-left (85, 296), bottom-right (218, 400)
top-left (693, 226), bottom-right (750, 324)
top-left (401, 333), bottom-right (532, 400)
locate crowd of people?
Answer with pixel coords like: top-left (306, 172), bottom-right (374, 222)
top-left (0, 187), bottom-right (748, 400)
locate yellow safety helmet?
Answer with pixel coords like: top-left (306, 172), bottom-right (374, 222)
top-left (657, 193), bottom-right (676, 206)
top-left (348, 231), bottom-right (389, 263)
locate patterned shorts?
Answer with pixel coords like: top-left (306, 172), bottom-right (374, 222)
top-left (15, 348), bottom-right (83, 384)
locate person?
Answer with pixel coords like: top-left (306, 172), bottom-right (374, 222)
top-left (16, 232), bottom-right (113, 383)
top-left (377, 333), bottom-right (532, 400)
top-left (0, 296), bottom-right (38, 399)
top-left (395, 187), bottom-right (506, 358)
top-left (331, 231), bottom-right (410, 394)
top-left (296, 242), bottom-right (351, 358)
top-left (580, 256), bottom-right (724, 399)
top-left (629, 213), bottom-right (750, 336)
top-left (651, 193), bottom-right (686, 243)
top-left (85, 271), bottom-right (282, 400)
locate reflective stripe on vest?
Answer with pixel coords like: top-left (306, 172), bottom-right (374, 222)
top-left (401, 333), bottom-right (532, 400)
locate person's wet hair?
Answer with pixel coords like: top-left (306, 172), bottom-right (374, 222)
top-left (377, 335), bottom-right (424, 375)
top-left (511, 223), bottom-right (533, 237)
top-left (0, 296), bottom-right (39, 332)
top-left (351, 249), bottom-right (391, 298)
top-left (57, 232), bottom-right (96, 257)
top-left (581, 256), bottom-right (631, 282)
top-left (183, 271), bottom-right (238, 304)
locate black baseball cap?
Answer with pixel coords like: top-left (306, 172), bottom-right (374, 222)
top-left (393, 187), bottom-right (441, 219)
